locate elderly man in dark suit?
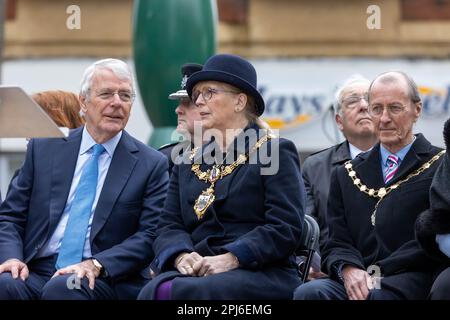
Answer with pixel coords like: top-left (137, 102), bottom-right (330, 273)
top-left (302, 75), bottom-right (377, 257)
top-left (0, 58), bottom-right (169, 300)
top-left (294, 71), bottom-right (444, 300)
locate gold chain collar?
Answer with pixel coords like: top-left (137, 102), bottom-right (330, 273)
top-left (190, 133), bottom-right (274, 220)
top-left (344, 149), bottom-right (445, 226)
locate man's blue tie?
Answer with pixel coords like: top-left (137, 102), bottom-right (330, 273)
top-left (55, 144), bottom-right (105, 269)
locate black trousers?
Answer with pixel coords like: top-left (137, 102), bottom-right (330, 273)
top-left (0, 255), bottom-right (146, 300)
top-left (293, 278), bottom-right (402, 300)
top-left (0, 255), bottom-right (57, 300)
top-left (429, 266), bottom-right (450, 300)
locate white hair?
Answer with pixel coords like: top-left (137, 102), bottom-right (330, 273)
top-left (79, 58), bottom-right (135, 100)
top-left (333, 74), bottom-right (370, 115)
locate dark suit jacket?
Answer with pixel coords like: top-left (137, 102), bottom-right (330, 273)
top-left (158, 140), bottom-right (192, 176)
top-left (302, 141), bottom-right (351, 252)
top-left (0, 127), bottom-right (169, 284)
top-left (323, 134), bottom-right (443, 299)
top-left (146, 126), bottom-right (305, 299)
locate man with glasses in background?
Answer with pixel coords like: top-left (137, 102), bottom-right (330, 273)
top-left (300, 75), bottom-right (377, 280)
top-left (0, 58), bottom-right (169, 300)
top-left (294, 71), bottom-right (444, 300)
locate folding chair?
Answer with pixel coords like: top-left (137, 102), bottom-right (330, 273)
top-left (295, 215), bottom-right (321, 283)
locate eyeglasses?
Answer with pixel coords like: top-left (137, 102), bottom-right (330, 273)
top-left (341, 94), bottom-right (368, 108)
top-left (95, 90), bottom-right (136, 103)
top-left (369, 104), bottom-right (407, 117)
top-left (191, 87), bottom-right (240, 103)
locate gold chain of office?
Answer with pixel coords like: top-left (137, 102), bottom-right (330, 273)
top-left (344, 149), bottom-right (445, 226)
top-left (190, 132), bottom-right (274, 220)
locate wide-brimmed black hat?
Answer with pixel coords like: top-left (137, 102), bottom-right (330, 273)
top-left (186, 54), bottom-right (265, 116)
top-left (168, 63), bottom-right (203, 100)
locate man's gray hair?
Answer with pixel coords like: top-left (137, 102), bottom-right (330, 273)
top-left (333, 74), bottom-right (370, 115)
top-left (79, 58), bottom-right (135, 100)
top-left (368, 71), bottom-right (421, 104)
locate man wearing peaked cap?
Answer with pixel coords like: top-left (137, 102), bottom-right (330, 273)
top-left (158, 63), bottom-right (203, 175)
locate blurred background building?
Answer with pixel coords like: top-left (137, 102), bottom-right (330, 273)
top-left (1, 0), bottom-right (450, 194)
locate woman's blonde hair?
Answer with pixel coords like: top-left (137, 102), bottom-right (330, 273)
top-left (244, 95), bottom-right (258, 123)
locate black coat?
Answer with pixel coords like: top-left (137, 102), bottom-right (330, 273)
top-left (302, 141), bottom-right (351, 252)
top-left (323, 133), bottom-right (443, 299)
top-left (416, 119), bottom-right (450, 262)
top-left (144, 125), bottom-right (305, 299)
top-left (158, 140), bottom-right (192, 176)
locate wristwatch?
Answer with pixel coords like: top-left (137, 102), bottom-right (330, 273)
top-left (91, 258), bottom-right (104, 275)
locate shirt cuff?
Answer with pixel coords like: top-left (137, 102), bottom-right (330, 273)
top-left (436, 234), bottom-right (450, 258)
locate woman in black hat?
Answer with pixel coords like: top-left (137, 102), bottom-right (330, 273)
top-left (138, 54), bottom-right (305, 300)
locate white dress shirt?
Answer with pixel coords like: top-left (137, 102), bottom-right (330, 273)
top-left (348, 143), bottom-right (372, 160)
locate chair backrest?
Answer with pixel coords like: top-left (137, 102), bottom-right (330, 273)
top-left (297, 215), bottom-right (320, 253)
top-left (295, 215), bottom-right (321, 282)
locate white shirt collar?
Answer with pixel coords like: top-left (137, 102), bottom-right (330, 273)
top-left (348, 142), bottom-right (372, 160)
top-left (79, 125), bottom-right (122, 157)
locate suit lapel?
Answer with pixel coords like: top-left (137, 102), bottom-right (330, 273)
top-left (332, 141), bottom-right (351, 165)
top-left (387, 134), bottom-right (432, 186)
top-left (48, 127), bottom-right (83, 234)
top-left (90, 131), bottom-right (138, 241)
top-left (354, 144), bottom-right (385, 189)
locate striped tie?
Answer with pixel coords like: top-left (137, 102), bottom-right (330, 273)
top-left (384, 154), bottom-right (399, 184)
